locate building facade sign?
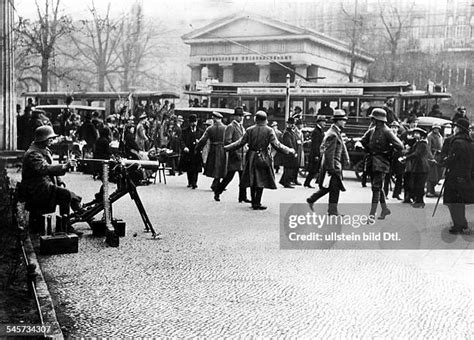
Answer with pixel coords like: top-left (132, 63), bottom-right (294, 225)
top-left (198, 54), bottom-right (293, 63)
top-left (237, 87), bottom-right (364, 96)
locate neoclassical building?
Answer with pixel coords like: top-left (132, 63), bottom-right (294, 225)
top-left (182, 14), bottom-right (374, 89)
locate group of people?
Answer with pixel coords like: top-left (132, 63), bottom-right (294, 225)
top-left (304, 106), bottom-right (474, 235)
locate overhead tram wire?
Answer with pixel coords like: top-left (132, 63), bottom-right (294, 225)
top-left (189, 23), bottom-right (325, 82)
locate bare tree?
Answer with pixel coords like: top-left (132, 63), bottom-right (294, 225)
top-left (378, 1), bottom-right (414, 81)
top-left (15, 0), bottom-right (72, 91)
top-left (341, 0), bottom-right (367, 82)
top-left (69, 2), bottom-right (123, 91)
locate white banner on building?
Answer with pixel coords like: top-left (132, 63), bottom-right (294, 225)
top-left (237, 87), bottom-right (364, 96)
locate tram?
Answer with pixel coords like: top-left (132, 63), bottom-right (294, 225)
top-left (21, 90), bottom-right (180, 117)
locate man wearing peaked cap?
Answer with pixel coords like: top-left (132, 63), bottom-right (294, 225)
top-left (361, 108), bottom-right (404, 219)
top-left (196, 110), bottom-right (227, 191)
top-left (306, 109), bottom-right (350, 215)
top-left (438, 117), bottom-right (474, 234)
top-left (212, 111), bottom-right (223, 119)
top-left (224, 110), bottom-right (295, 210)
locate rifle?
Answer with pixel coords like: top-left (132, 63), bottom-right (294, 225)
top-left (70, 158), bottom-right (160, 239)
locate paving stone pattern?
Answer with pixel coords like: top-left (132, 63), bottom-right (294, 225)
top-left (36, 173), bottom-right (473, 338)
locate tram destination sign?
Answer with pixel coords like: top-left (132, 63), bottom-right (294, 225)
top-left (237, 87), bottom-right (364, 96)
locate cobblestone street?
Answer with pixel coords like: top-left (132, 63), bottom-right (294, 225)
top-left (26, 171), bottom-right (474, 337)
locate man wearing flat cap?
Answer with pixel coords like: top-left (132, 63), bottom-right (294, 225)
top-left (225, 111), bottom-right (295, 210)
top-left (304, 115), bottom-right (327, 188)
top-left (214, 107), bottom-right (250, 203)
top-left (279, 117), bottom-right (299, 188)
top-left (180, 114), bottom-right (204, 189)
top-left (306, 110), bottom-right (350, 215)
top-left (360, 108), bottom-right (404, 219)
top-left (437, 118), bottom-right (474, 234)
top-left (196, 111), bottom-right (227, 191)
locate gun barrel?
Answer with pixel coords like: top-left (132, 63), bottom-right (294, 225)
top-left (77, 158), bottom-right (159, 170)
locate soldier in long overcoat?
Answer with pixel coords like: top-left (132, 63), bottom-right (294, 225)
top-left (196, 112), bottom-right (227, 191)
top-left (438, 118), bottom-right (474, 234)
top-left (214, 107), bottom-right (250, 203)
top-left (20, 126), bottom-right (82, 233)
top-left (179, 114), bottom-right (203, 189)
top-left (225, 111), bottom-right (295, 210)
top-left (279, 117), bottom-right (299, 188)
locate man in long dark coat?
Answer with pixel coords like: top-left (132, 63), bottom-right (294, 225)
top-left (196, 111), bottom-right (227, 191)
top-left (214, 107), bottom-right (250, 203)
top-left (279, 117), bottom-right (299, 188)
top-left (438, 118), bottom-right (474, 234)
top-left (180, 114), bottom-right (203, 189)
top-left (304, 115), bottom-right (327, 188)
top-left (225, 111), bottom-right (295, 210)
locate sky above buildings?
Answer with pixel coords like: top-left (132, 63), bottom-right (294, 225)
top-left (14, 0), bottom-right (436, 24)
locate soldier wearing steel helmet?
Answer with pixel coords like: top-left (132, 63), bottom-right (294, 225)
top-left (20, 126), bottom-right (82, 233)
top-left (360, 108), bottom-right (404, 219)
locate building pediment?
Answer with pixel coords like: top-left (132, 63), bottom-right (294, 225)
top-left (182, 14), bottom-right (304, 42)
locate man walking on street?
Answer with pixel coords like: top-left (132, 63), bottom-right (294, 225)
top-left (360, 108), bottom-right (404, 219)
top-left (196, 111), bottom-right (227, 192)
top-left (214, 107), bottom-right (250, 203)
top-left (304, 115), bottom-right (327, 188)
top-left (306, 110), bottom-right (350, 215)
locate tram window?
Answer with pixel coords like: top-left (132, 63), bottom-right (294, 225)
top-left (341, 99), bottom-right (357, 116)
top-left (316, 100), bottom-right (337, 116)
top-left (360, 100), bottom-right (384, 117)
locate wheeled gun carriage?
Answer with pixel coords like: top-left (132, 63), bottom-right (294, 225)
top-left (70, 158), bottom-right (160, 246)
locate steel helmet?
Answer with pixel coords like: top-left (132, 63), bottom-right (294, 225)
top-left (34, 125), bottom-right (58, 142)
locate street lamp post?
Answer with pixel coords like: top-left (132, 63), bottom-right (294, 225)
top-left (285, 73), bottom-right (291, 122)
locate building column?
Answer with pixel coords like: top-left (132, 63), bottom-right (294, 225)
top-left (256, 62), bottom-right (271, 83)
top-left (189, 64), bottom-right (203, 89)
top-left (220, 63), bottom-right (234, 83)
top-left (293, 63), bottom-right (308, 80)
top-left (0, 0), bottom-right (15, 150)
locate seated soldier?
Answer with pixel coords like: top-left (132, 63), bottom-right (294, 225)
top-left (21, 126), bottom-right (82, 234)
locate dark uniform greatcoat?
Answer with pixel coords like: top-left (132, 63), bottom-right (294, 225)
top-left (225, 123), bottom-right (292, 189)
top-left (197, 121), bottom-right (227, 178)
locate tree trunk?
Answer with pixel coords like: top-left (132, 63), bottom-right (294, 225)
top-left (41, 57), bottom-right (49, 91)
top-left (121, 67), bottom-right (129, 91)
top-left (98, 65), bottom-right (106, 91)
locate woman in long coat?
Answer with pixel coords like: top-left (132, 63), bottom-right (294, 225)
top-left (225, 111), bottom-right (295, 210)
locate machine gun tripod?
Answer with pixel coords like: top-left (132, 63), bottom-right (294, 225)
top-left (70, 158), bottom-right (160, 239)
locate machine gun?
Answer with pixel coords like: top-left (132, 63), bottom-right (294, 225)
top-left (70, 158), bottom-right (160, 242)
